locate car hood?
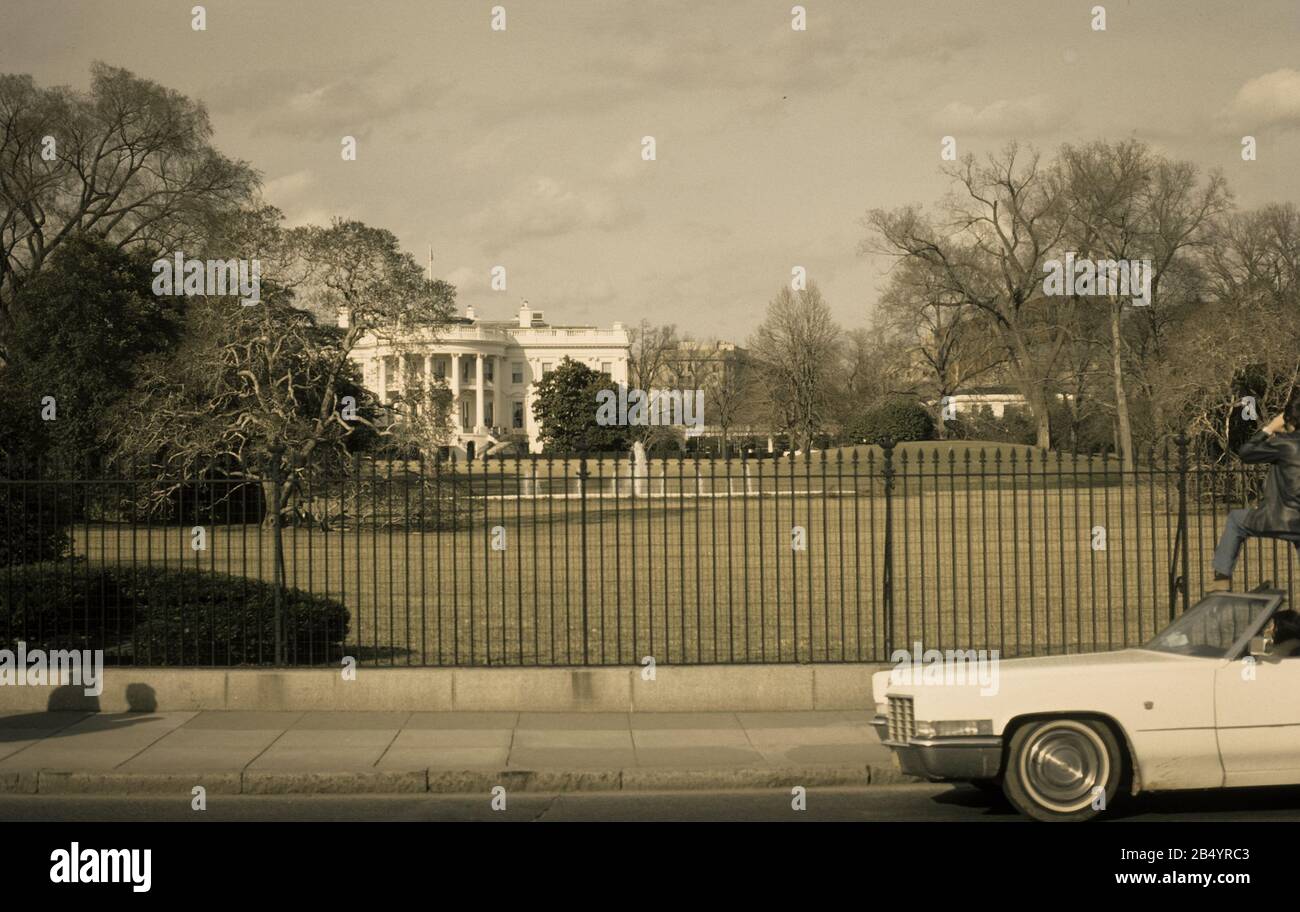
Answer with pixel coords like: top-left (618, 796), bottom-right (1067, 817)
top-left (871, 648), bottom-right (1209, 706)
top-left (983, 648), bottom-right (1189, 674)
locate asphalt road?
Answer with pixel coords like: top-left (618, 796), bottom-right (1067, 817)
top-left (7, 783), bottom-right (1300, 821)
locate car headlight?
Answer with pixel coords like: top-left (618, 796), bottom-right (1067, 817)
top-left (914, 720), bottom-right (994, 738)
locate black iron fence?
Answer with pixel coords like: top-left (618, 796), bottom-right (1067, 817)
top-left (2, 439), bottom-right (1295, 667)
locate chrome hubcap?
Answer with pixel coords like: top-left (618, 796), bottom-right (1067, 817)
top-left (1020, 721), bottom-right (1108, 813)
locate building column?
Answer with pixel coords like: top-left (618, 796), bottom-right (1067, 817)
top-left (527, 359), bottom-right (541, 439)
top-left (493, 356), bottom-right (504, 434)
top-left (475, 353), bottom-right (485, 431)
top-left (377, 351), bottom-right (388, 404)
top-left (423, 354), bottom-right (432, 391)
top-left (450, 353), bottom-right (461, 430)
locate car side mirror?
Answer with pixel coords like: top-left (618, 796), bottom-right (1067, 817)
top-left (1250, 636), bottom-right (1273, 658)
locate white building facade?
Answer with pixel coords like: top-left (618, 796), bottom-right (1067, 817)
top-left (347, 301), bottom-right (630, 458)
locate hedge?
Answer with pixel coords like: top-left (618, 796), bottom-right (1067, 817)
top-left (849, 400), bottom-right (936, 445)
top-left (0, 482), bottom-right (72, 565)
top-left (0, 561), bottom-right (348, 666)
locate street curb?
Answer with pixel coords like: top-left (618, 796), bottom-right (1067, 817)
top-left (36, 770), bottom-right (242, 795)
top-left (0, 764), bottom-right (915, 795)
top-left (0, 665), bottom-right (891, 713)
top-left (242, 770), bottom-right (429, 795)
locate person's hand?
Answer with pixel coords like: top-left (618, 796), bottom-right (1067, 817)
top-left (1264, 413), bottom-right (1288, 434)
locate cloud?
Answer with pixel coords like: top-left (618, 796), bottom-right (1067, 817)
top-left (204, 60), bottom-right (446, 141)
top-left (443, 266), bottom-right (478, 291)
top-left (281, 207), bottom-right (336, 229)
top-left (873, 28), bottom-right (983, 63)
top-left (571, 15), bottom-right (983, 114)
top-left (263, 170), bottom-right (316, 202)
top-left (1228, 68), bottom-right (1300, 129)
top-left (468, 177), bottom-right (643, 242)
top-left (931, 94), bottom-right (1065, 138)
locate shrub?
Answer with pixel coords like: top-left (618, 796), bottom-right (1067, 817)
top-left (945, 405), bottom-right (1036, 446)
top-left (0, 561), bottom-right (122, 651)
top-left (0, 561), bottom-right (348, 666)
top-left (126, 568), bottom-right (349, 666)
top-left (0, 467), bottom-right (74, 565)
top-left (849, 400), bottom-right (936, 444)
top-left (1047, 400), bottom-right (1115, 454)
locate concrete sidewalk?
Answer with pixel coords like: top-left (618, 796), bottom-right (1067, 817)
top-left (0, 710), bottom-right (908, 795)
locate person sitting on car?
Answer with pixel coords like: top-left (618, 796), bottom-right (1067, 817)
top-left (1208, 397), bottom-right (1300, 593)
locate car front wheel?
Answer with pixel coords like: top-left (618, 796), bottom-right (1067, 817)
top-left (1003, 717), bottom-right (1123, 822)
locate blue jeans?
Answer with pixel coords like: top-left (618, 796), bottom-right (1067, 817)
top-left (1213, 509), bottom-right (1300, 577)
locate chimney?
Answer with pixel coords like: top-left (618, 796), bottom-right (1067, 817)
top-left (518, 299), bottom-right (532, 328)
top-left (466, 303), bottom-right (476, 321)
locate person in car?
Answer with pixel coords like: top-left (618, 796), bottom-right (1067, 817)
top-left (1209, 397), bottom-right (1300, 592)
top-left (1266, 609), bottom-right (1300, 657)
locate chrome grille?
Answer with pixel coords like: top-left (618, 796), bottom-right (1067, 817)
top-left (887, 696), bottom-right (915, 742)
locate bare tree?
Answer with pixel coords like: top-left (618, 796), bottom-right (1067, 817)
top-left (839, 326), bottom-right (909, 405)
top-left (708, 345), bottom-right (762, 457)
top-left (1153, 204), bottom-right (1300, 460)
top-left (1059, 139), bottom-right (1230, 467)
top-left (866, 144), bottom-right (1070, 449)
top-left (748, 282), bottom-right (841, 452)
top-left (627, 320), bottom-right (678, 390)
top-left (625, 320), bottom-right (679, 448)
top-left (875, 257), bottom-right (1004, 436)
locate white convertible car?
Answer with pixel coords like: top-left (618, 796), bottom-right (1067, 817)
top-left (871, 587), bottom-right (1300, 821)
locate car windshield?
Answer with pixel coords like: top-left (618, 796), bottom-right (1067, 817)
top-left (1144, 593), bottom-right (1276, 658)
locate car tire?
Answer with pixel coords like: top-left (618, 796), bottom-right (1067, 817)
top-left (1002, 717), bottom-right (1123, 822)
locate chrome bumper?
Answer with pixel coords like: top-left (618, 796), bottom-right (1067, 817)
top-left (870, 715), bottom-right (1002, 781)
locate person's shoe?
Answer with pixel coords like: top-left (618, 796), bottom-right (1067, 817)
top-left (1205, 577), bottom-right (1233, 593)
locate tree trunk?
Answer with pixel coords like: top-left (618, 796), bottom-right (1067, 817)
top-left (1003, 330), bottom-right (1052, 450)
top-left (259, 477), bottom-right (295, 528)
top-left (1016, 373), bottom-right (1052, 450)
top-left (1110, 300), bottom-right (1135, 472)
top-left (1033, 398), bottom-right (1052, 450)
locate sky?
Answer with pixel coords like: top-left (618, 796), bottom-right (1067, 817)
top-left (4, 0), bottom-right (1299, 340)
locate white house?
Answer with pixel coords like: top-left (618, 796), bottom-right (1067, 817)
top-left (347, 301), bottom-right (630, 458)
top-left (940, 387), bottom-right (1028, 418)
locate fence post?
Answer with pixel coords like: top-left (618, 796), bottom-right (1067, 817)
top-left (578, 453), bottom-right (590, 664)
top-left (881, 438), bottom-right (896, 659)
top-left (269, 445), bottom-right (286, 665)
top-left (1174, 433), bottom-right (1190, 619)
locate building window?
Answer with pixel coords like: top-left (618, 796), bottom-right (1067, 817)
top-left (542, 361), bottom-right (553, 377)
top-left (601, 361), bottom-right (612, 376)
top-left (461, 358), bottom-right (473, 382)
top-left (512, 362), bottom-right (524, 384)
top-left (433, 358), bottom-right (447, 379)
top-left (512, 401), bottom-right (525, 429)
top-left (459, 401), bottom-right (472, 430)
top-left (404, 353), bottom-right (424, 382)
top-left (484, 358), bottom-right (494, 382)
top-left (383, 355), bottom-right (400, 399)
